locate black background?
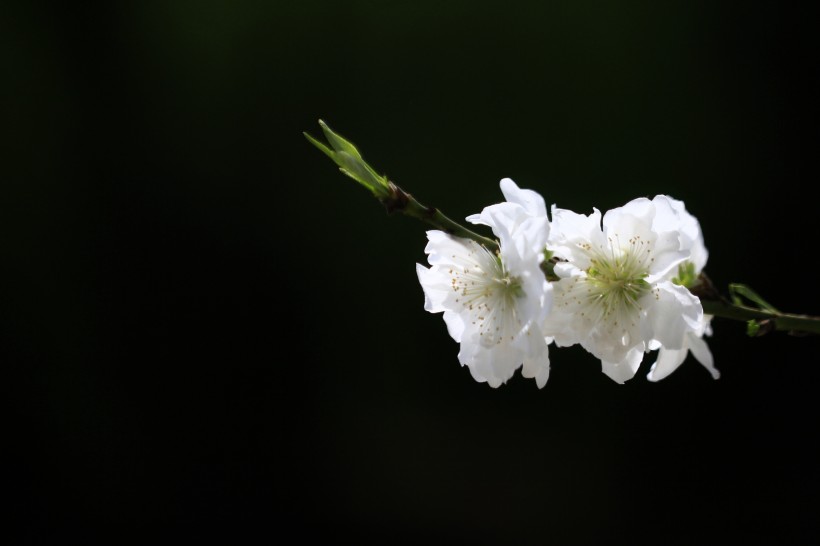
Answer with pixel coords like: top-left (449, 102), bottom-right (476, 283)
top-left (5, 1), bottom-right (820, 544)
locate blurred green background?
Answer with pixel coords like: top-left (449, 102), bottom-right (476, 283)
top-left (4, 1), bottom-right (820, 543)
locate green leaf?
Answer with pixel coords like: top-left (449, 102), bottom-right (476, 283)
top-left (729, 284), bottom-right (781, 313)
top-left (303, 132), bottom-right (333, 160)
top-left (746, 319), bottom-right (761, 337)
top-left (319, 120), bottom-right (362, 160)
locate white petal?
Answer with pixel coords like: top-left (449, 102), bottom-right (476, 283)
top-left (689, 240), bottom-right (709, 275)
top-left (583, 325), bottom-right (644, 366)
top-left (602, 197), bottom-right (654, 234)
top-left (547, 206), bottom-right (604, 268)
top-left (601, 347), bottom-right (644, 384)
top-left (425, 229), bottom-right (458, 248)
top-left (518, 274), bottom-right (553, 324)
top-left (644, 230), bottom-right (689, 282)
top-left (512, 322), bottom-right (549, 360)
top-left (522, 350), bottom-right (551, 389)
top-left (442, 310), bottom-right (465, 343)
top-left (651, 195), bottom-right (709, 273)
top-left (643, 282), bottom-right (702, 350)
top-left (687, 333), bottom-right (719, 379)
top-left (487, 204), bottom-right (549, 257)
top-left (552, 261), bottom-right (583, 279)
top-left (646, 346), bottom-right (688, 382)
top-left (415, 263), bottom-right (448, 313)
top-left (464, 213), bottom-right (482, 225)
top-left (649, 195), bottom-right (682, 233)
top-left (459, 341), bottom-right (520, 388)
top-left (508, 215), bottom-right (550, 260)
top-left (499, 178), bottom-right (547, 218)
top-left (424, 231), bottom-right (477, 266)
top-left (467, 202), bottom-right (523, 243)
top-left (466, 179), bottom-right (551, 258)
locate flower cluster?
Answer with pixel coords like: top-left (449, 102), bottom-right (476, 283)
top-left (416, 179), bottom-right (718, 388)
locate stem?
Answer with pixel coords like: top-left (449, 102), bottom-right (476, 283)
top-left (382, 182), bottom-right (499, 252)
top-left (305, 122), bottom-right (499, 251)
top-left (694, 274), bottom-right (820, 336)
top-left (700, 299), bottom-right (820, 335)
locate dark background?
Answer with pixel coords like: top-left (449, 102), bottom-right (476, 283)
top-left (4, 1), bottom-right (820, 544)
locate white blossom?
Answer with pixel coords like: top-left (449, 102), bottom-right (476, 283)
top-left (544, 196), bottom-right (703, 383)
top-left (416, 179), bottom-right (553, 387)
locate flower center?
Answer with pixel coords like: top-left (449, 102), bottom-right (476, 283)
top-left (450, 248), bottom-right (524, 345)
top-left (584, 236), bottom-right (651, 318)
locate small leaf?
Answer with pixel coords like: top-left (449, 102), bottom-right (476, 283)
top-left (303, 132), bottom-right (334, 160)
top-left (319, 120), bottom-right (362, 160)
top-left (729, 284), bottom-right (781, 312)
top-left (746, 319), bottom-right (761, 337)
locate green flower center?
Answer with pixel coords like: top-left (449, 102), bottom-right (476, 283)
top-left (586, 249), bottom-right (650, 317)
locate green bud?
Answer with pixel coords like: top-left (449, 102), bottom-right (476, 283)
top-left (304, 120), bottom-right (391, 199)
top-left (672, 261), bottom-right (697, 288)
top-left (746, 319), bottom-right (761, 337)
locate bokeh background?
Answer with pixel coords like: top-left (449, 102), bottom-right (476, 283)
top-left (5, 1), bottom-right (820, 543)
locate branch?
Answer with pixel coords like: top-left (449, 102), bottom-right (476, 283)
top-left (306, 120), bottom-right (820, 337)
top-left (694, 274), bottom-right (820, 336)
top-left (304, 120), bottom-right (498, 252)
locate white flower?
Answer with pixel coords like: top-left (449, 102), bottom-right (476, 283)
top-left (544, 196), bottom-right (703, 383)
top-left (646, 196), bottom-right (719, 381)
top-left (416, 179), bottom-right (553, 388)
